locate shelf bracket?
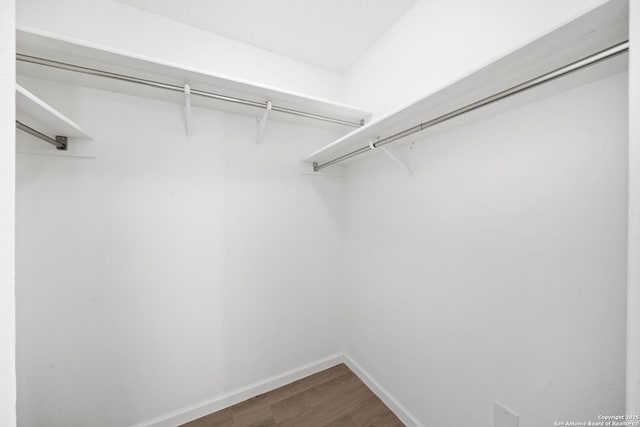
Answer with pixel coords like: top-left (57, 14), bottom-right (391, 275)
top-left (370, 139), bottom-right (414, 176)
top-left (256, 100), bottom-right (272, 144)
top-left (183, 83), bottom-right (192, 135)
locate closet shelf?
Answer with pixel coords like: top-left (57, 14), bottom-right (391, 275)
top-left (16, 83), bottom-right (91, 143)
top-left (16, 27), bottom-right (371, 130)
top-left (305, 0), bottom-right (628, 169)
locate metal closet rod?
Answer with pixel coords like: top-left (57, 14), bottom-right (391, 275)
top-left (16, 53), bottom-right (364, 129)
top-left (15, 120), bottom-right (67, 150)
top-left (313, 40), bottom-right (629, 172)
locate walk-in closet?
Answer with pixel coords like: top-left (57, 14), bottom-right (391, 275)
top-left (1, 0), bottom-right (639, 426)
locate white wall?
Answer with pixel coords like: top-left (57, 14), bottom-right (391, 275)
top-left (343, 71), bottom-right (628, 427)
top-left (345, 0), bottom-right (609, 118)
top-left (0, 0), bottom-right (16, 425)
top-left (16, 0), bottom-right (346, 103)
top-left (15, 76), bottom-right (345, 427)
top-left (627, 0), bottom-right (640, 415)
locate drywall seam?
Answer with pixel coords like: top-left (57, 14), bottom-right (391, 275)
top-left (343, 353), bottom-right (425, 427)
top-left (131, 353), bottom-right (345, 427)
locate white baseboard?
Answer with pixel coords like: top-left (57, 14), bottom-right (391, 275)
top-left (342, 353), bottom-right (425, 427)
top-left (132, 352), bottom-right (424, 427)
top-left (131, 353), bottom-right (344, 427)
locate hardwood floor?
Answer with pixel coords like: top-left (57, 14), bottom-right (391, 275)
top-left (180, 363), bottom-right (405, 427)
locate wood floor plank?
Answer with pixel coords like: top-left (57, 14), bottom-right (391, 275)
top-left (182, 364), bottom-right (351, 426)
top-left (323, 414), bottom-right (357, 427)
top-left (270, 371), bottom-right (362, 424)
top-left (350, 395), bottom-right (405, 427)
top-left (181, 410), bottom-right (233, 427)
top-left (231, 405), bottom-right (275, 427)
top-left (181, 363), bottom-right (405, 427)
top-left (276, 379), bottom-right (371, 427)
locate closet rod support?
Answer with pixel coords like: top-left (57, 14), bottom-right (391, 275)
top-left (184, 83), bottom-right (192, 135)
top-left (369, 139), bottom-right (414, 176)
top-left (16, 120), bottom-right (67, 150)
top-left (256, 100), bottom-right (272, 144)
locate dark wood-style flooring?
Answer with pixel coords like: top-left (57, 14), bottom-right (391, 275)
top-left (181, 363), bottom-right (405, 427)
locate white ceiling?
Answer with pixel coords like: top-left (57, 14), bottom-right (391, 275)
top-left (112, 0), bottom-right (417, 73)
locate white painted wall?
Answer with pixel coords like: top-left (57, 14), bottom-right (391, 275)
top-left (15, 76), bottom-right (345, 427)
top-left (0, 0), bottom-right (16, 425)
top-left (345, 0), bottom-right (610, 118)
top-left (16, 0), bottom-right (346, 103)
top-left (343, 71), bottom-right (628, 427)
top-left (627, 0), bottom-right (640, 416)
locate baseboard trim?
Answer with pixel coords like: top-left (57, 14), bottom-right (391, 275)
top-left (132, 352), bottom-right (424, 427)
top-left (131, 353), bottom-right (344, 427)
top-left (342, 353), bottom-right (425, 427)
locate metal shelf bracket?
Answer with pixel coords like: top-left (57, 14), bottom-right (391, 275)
top-left (256, 100), bottom-right (272, 144)
top-left (183, 83), bottom-right (192, 135)
top-left (370, 139), bottom-right (414, 176)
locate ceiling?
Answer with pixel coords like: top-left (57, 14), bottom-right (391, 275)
top-left (112, 0), bottom-right (417, 73)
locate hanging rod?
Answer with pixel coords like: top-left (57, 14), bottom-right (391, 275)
top-left (16, 53), bottom-right (364, 129)
top-left (313, 40), bottom-right (629, 172)
top-left (16, 120), bottom-right (67, 150)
